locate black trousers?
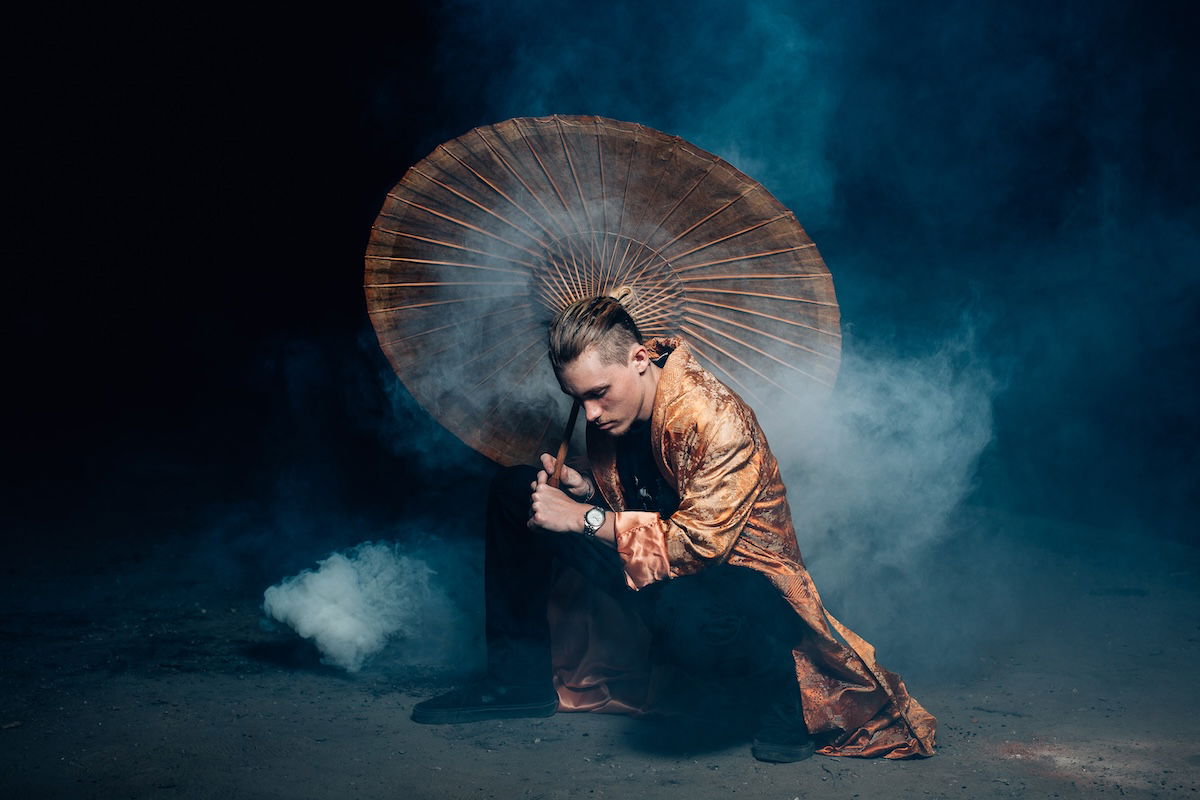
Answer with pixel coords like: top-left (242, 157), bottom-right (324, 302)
top-left (484, 465), bottom-right (801, 705)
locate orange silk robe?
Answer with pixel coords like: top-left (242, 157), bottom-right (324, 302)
top-left (548, 337), bottom-right (936, 758)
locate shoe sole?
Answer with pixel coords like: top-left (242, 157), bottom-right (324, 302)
top-left (751, 739), bottom-right (816, 763)
top-left (411, 698), bottom-right (559, 725)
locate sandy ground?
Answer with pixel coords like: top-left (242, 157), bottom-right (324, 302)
top-left (3, 510), bottom-right (1198, 800)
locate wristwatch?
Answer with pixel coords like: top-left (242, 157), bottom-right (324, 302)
top-left (582, 506), bottom-right (606, 537)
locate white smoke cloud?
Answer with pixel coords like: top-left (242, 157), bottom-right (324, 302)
top-left (263, 541), bottom-right (468, 673)
top-left (755, 326), bottom-right (998, 655)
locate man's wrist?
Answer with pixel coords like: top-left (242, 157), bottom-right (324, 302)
top-left (581, 504), bottom-right (606, 537)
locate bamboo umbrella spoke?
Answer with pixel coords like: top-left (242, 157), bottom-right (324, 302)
top-left (367, 230), bottom-right (539, 271)
top-left (410, 167), bottom-right (548, 249)
top-left (685, 307), bottom-right (839, 363)
top-left (687, 298), bottom-right (841, 339)
top-left (473, 130), bottom-right (577, 242)
top-left (435, 144), bottom-right (565, 246)
top-left (682, 315), bottom-right (835, 387)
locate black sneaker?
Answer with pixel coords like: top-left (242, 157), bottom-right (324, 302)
top-left (751, 697), bottom-right (816, 763)
top-left (411, 680), bottom-right (558, 724)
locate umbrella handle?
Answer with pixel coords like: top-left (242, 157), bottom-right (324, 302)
top-left (548, 400), bottom-right (581, 489)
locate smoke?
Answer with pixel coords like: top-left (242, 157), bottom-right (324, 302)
top-left (322, 0), bottom-right (1196, 683)
top-left (263, 540), bottom-right (476, 673)
top-left (774, 328), bottom-right (996, 578)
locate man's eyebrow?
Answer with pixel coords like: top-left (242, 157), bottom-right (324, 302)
top-left (581, 384), bottom-right (609, 398)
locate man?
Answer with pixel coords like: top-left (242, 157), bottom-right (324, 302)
top-left (412, 295), bottom-right (936, 762)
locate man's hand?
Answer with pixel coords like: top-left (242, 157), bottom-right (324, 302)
top-left (528, 469), bottom-right (588, 533)
top-left (536, 453), bottom-right (594, 501)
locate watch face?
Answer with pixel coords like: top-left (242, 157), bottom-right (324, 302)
top-left (585, 507), bottom-right (604, 529)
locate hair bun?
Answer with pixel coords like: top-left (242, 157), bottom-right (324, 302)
top-left (607, 285), bottom-right (635, 305)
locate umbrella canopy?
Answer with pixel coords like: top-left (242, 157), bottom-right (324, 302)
top-left (365, 115), bottom-right (840, 466)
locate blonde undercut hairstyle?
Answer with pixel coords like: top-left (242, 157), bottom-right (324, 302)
top-left (548, 294), bottom-right (643, 373)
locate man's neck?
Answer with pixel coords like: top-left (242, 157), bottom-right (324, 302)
top-left (636, 360), bottom-right (662, 423)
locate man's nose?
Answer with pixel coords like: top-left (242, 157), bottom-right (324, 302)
top-left (583, 400), bottom-right (602, 422)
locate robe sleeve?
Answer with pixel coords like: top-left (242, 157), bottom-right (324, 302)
top-left (613, 404), bottom-right (763, 590)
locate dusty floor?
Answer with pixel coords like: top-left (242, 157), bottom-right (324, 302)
top-left (3, 510), bottom-right (1198, 799)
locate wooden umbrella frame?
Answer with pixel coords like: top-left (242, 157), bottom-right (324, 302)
top-left (365, 115), bottom-right (841, 467)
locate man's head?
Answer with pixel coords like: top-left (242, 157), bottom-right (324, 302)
top-left (548, 295), bottom-right (658, 436)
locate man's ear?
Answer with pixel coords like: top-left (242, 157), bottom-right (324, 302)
top-left (630, 343), bottom-right (649, 374)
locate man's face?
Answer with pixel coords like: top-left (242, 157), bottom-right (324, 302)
top-left (556, 344), bottom-right (652, 437)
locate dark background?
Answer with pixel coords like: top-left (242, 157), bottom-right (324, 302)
top-left (8, 1), bottom-right (1198, 581)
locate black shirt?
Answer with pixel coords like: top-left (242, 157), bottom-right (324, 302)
top-left (615, 421), bottom-right (679, 516)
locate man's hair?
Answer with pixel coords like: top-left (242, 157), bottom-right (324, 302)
top-left (548, 295), bottom-right (643, 372)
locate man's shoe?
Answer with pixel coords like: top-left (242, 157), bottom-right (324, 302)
top-left (752, 732), bottom-right (816, 763)
top-left (751, 697), bottom-right (816, 763)
top-left (411, 680), bottom-right (558, 724)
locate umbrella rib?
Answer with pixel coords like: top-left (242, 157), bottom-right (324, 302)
top-left (625, 209), bottom-right (792, 282)
top-left (461, 322), bottom-right (545, 370)
top-left (686, 287), bottom-right (839, 308)
top-left (633, 287), bottom-right (684, 322)
top-left (677, 273), bottom-right (828, 283)
top-left (480, 341), bottom-right (549, 419)
top-left (687, 298), bottom-right (841, 339)
top-left (534, 261), bottom-right (573, 308)
top-left (378, 306), bottom-right (533, 348)
top-left (543, 257), bottom-right (576, 309)
top-left (552, 246), bottom-right (584, 306)
top-left (555, 118), bottom-right (598, 274)
top-left (597, 233), bottom-right (614, 293)
top-left (686, 307), bottom-right (840, 362)
top-left (683, 339), bottom-right (763, 406)
top-left (596, 125), bottom-right (611, 288)
top-left (646, 160), bottom-right (719, 244)
top-left (571, 236), bottom-right (595, 298)
top-left (535, 284), bottom-right (569, 311)
top-left (365, 280), bottom-right (525, 288)
top-left (420, 317), bottom-right (540, 363)
top-left (635, 141), bottom-right (679, 240)
top-left (683, 316), bottom-right (835, 386)
top-left (387, 195), bottom-right (544, 260)
top-left (434, 144), bottom-right (562, 244)
top-left (608, 130), bottom-right (638, 280)
top-left (365, 255), bottom-right (528, 276)
top-left (518, 121), bottom-right (587, 240)
top-left (646, 183), bottom-right (758, 259)
top-left (410, 167), bottom-right (548, 249)
top-left (474, 129), bottom-right (575, 241)
top-left (368, 293), bottom-right (526, 315)
top-left (368, 228), bottom-right (538, 271)
top-left (664, 213), bottom-right (793, 264)
top-left (558, 244), bottom-right (583, 304)
top-left (609, 236), bottom-right (636, 294)
top-left (572, 235), bottom-right (595, 298)
top-left (680, 325), bottom-right (802, 398)
top-left (673, 244), bottom-right (817, 274)
top-left (473, 335), bottom-right (544, 391)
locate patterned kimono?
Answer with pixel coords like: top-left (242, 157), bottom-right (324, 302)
top-left (548, 337), bottom-right (937, 758)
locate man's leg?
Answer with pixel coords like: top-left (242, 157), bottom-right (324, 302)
top-left (651, 565), bottom-right (815, 762)
top-left (483, 464), bottom-right (631, 685)
top-left (413, 464), bottom-right (630, 724)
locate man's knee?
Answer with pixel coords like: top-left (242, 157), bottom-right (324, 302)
top-left (651, 565), bottom-right (797, 679)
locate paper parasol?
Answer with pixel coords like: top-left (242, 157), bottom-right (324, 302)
top-left (365, 115), bottom-right (840, 466)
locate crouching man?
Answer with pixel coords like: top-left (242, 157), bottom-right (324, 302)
top-left (412, 295), bottom-right (936, 762)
